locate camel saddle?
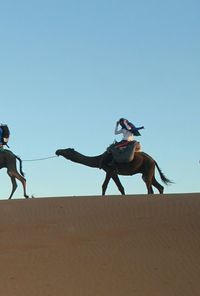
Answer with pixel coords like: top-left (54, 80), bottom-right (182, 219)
top-left (107, 141), bottom-right (141, 163)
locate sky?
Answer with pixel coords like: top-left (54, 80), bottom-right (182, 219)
top-left (0, 0), bottom-right (199, 199)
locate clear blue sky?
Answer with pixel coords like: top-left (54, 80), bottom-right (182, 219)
top-left (0, 0), bottom-right (199, 199)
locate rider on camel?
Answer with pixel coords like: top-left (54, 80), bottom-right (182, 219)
top-left (99, 118), bottom-right (144, 169)
top-left (0, 124), bottom-right (10, 151)
top-left (114, 118), bottom-right (144, 148)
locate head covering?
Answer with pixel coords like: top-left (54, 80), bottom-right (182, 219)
top-left (119, 118), bottom-right (142, 136)
top-left (119, 118), bottom-right (131, 129)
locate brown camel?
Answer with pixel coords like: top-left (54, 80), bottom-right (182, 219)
top-left (55, 148), bottom-right (173, 195)
top-left (0, 150), bottom-right (28, 199)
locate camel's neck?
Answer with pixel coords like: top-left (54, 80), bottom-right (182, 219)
top-left (66, 151), bottom-right (103, 168)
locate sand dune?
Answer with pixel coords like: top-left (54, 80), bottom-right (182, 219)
top-left (0, 193), bottom-right (200, 296)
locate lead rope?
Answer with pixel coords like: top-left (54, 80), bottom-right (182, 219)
top-left (22, 155), bottom-right (57, 162)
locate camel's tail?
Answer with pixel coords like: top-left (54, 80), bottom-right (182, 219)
top-left (15, 155), bottom-right (25, 177)
top-left (155, 161), bottom-right (173, 185)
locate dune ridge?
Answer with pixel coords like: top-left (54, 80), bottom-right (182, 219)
top-left (0, 193), bottom-right (200, 296)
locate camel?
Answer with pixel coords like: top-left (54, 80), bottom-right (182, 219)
top-left (0, 150), bottom-right (28, 199)
top-left (55, 148), bottom-right (173, 195)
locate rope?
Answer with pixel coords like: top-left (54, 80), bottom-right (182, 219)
top-left (22, 155), bottom-right (57, 162)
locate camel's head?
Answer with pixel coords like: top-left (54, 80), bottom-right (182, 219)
top-left (55, 148), bottom-right (75, 159)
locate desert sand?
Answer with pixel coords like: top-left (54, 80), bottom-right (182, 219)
top-left (0, 193), bottom-right (200, 296)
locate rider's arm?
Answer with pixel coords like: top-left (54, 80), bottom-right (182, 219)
top-left (114, 122), bottom-right (122, 135)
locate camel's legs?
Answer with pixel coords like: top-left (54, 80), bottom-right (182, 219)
top-left (102, 173), bottom-right (111, 195)
top-left (102, 172), bottom-right (125, 195)
top-left (152, 176), bottom-right (164, 194)
top-left (141, 160), bottom-right (156, 194)
top-left (142, 174), bottom-right (154, 194)
top-left (8, 170), bottom-right (28, 199)
top-left (111, 174), bottom-right (125, 195)
top-left (8, 176), bottom-right (17, 199)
